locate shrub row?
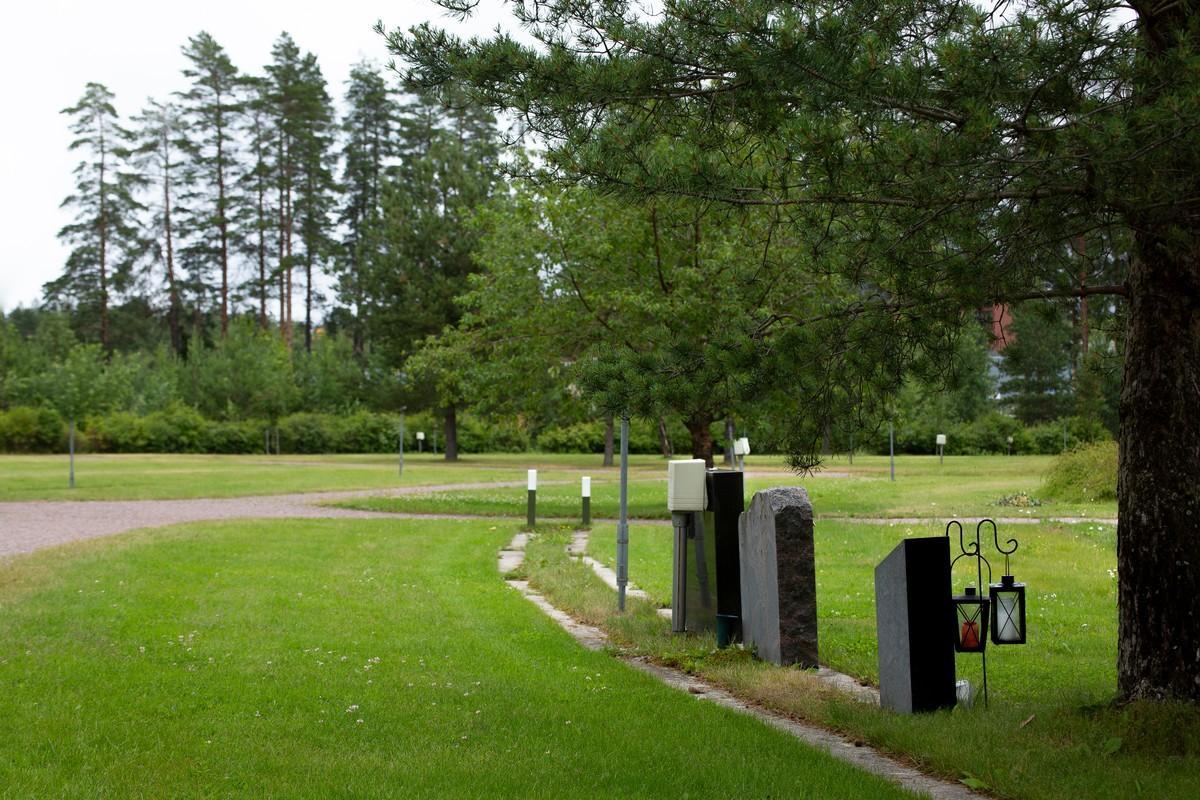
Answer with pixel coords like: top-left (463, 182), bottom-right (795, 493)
top-left (0, 405), bottom-right (535, 455)
top-left (0, 403), bottom-right (1115, 457)
top-left (1041, 441), bottom-right (1118, 503)
top-left (864, 412), bottom-right (1112, 456)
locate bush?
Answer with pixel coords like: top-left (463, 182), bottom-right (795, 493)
top-left (87, 411), bottom-right (150, 452)
top-left (338, 411), bottom-right (401, 454)
top-left (1041, 441), bottom-right (1118, 503)
top-left (0, 406), bottom-right (65, 452)
top-left (142, 404), bottom-right (209, 453)
top-left (205, 420), bottom-right (262, 454)
top-left (278, 413), bottom-right (335, 454)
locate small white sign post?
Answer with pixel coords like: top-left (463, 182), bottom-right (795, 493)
top-left (936, 433), bottom-right (947, 465)
top-left (416, 430), bottom-right (425, 453)
top-left (526, 469), bottom-right (538, 528)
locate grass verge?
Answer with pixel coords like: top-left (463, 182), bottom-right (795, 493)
top-left (338, 455), bottom-right (1119, 521)
top-left (0, 517), bottom-right (914, 798)
top-left (522, 521), bottom-right (1199, 800)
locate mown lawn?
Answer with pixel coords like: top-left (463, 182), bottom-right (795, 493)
top-left (519, 517), bottom-right (1199, 800)
top-left (0, 517), bottom-right (912, 798)
top-left (0, 452), bottom-right (663, 502)
top-left (340, 455), bottom-right (1118, 520)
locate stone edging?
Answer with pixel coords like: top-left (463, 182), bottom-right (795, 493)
top-left (498, 531), bottom-right (985, 800)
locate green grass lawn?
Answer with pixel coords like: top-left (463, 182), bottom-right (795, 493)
top-left (0, 517), bottom-right (913, 798)
top-left (339, 454), bottom-right (1118, 521)
top-left (520, 518), bottom-right (1199, 800)
top-left (0, 452), bottom-right (665, 502)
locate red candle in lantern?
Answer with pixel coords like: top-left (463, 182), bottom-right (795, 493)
top-left (961, 619), bottom-right (980, 649)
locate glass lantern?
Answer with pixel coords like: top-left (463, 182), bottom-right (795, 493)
top-left (952, 586), bottom-right (989, 653)
top-left (989, 575), bottom-right (1027, 645)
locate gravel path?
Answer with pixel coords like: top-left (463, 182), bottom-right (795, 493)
top-left (0, 481), bottom-right (525, 560)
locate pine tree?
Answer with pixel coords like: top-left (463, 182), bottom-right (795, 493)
top-left (292, 52), bottom-right (337, 354)
top-left (47, 82), bottom-right (144, 351)
top-left (363, 89), bottom-right (500, 458)
top-left (265, 33), bottom-right (304, 347)
top-left (130, 99), bottom-right (186, 355)
top-left (177, 32), bottom-right (242, 339)
top-left (337, 62), bottom-right (399, 356)
top-left (236, 76), bottom-right (278, 331)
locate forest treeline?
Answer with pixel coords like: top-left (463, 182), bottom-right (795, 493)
top-left (1, 29), bottom-right (1123, 459)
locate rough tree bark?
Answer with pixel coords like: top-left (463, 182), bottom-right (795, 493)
top-left (443, 404), bottom-right (459, 461)
top-left (1117, 237), bottom-right (1200, 701)
top-left (1115, 4), bottom-right (1200, 702)
top-left (686, 414), bottom-right (714, 467)
top-left (657, 417), bottom-right (673, 458)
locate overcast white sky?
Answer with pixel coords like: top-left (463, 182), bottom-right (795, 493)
top-left (0, 0), bottom-right (518, 313)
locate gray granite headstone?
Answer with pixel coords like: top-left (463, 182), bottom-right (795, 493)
top-left (738, 487), bottom-right (818, 667)
top-left (874, 537), bottom-right (956, 714)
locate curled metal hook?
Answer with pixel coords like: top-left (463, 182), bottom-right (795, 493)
top-left (980, 517), bottom-right (1019, 556)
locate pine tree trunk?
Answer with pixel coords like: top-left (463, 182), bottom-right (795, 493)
top-left (443, 404), bottom-right (459, 461)
top-left (163, 150), bottom-right (183, 356)
top-left (687, 414), bottom-right (714, 467)
top-left (724, 417), bottom-right (735, 467)
top-left (1116, 236), bottom-right (1200, 702)
top-left (1115, 3), bottom-right (1200, 702)
top-left (98, 127), bottom-right (110, 352)
top-left (657, 417), bottom-right (673, 458)
top-left (258, 180), bottom-right (268, 330)
top-left (216, 105), bottom-right (229, 339)
top-left (603, 415), bottom-right (615, 467)
top-left (304, 249), bottom-right (313, 353)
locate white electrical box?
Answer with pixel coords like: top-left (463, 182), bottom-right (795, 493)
top-left (936, 434), bottom-right (947, 446)
top-left (734, 437), bottom-right (751, 456)
top-left (667, 459), bottom-right (707, 511)
top-left (527, 469), bottom-right (537, 491)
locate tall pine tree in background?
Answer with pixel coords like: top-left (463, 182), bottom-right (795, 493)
top-left (292, 52), bottom-right (337, 354)
top-left (130, 99), bottom-right (186, 356)
top-left (336, 62), bottom-right (398, 356)
top-left (236, 76), bottom-right (278, 331)
top-left (177, 32), bottom-right (241, 339)
top-left (362, 89), bottom-right (500, 458)
top-left (47, 82), bottom-right (144, 352)
top-left (266, 33), bottom-right (304, 346)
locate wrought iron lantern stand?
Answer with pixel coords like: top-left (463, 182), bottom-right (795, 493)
top-left (946, 518), bottom-right (1023, 706)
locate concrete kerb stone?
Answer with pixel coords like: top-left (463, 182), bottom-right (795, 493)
top-left (498, 530), bottom-right (979, 800)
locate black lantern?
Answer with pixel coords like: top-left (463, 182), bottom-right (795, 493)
top-left (990, 575), bottom-right (1027, 645)
top-left (952, 586), bottom-right (989, 653)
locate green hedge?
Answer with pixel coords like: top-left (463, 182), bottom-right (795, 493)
top-left (1042, 441), bottom-right (1118, 503)
top-left (0, 406), bottom-right (66, 452)
top-left (865, 413), bottom-right (1112, 456)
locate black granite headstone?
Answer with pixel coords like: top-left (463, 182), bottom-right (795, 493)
top-left (738, 487), bottom-right (818, 667)
top-left (874, 537), bottom-right (957, 713)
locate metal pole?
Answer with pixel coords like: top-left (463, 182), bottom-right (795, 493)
top-left (617, 414), bottom-right (630, 611)
top-left (977, 540), bottom-right (989, 706)
top-left (889, 422), bottom-right (895, 482)
top-left (849, 432), bottom-right (854, 465)
top-left (671, 511), bottom-right (689, 632)
top-left (939, 444), bottom-right (944, 466)
top-left (527, 469), bottom-right (537, 529)
top-left (398, 413), bottom-right (405, 477)
top-left (68, 417), bottom-right (75, 489)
